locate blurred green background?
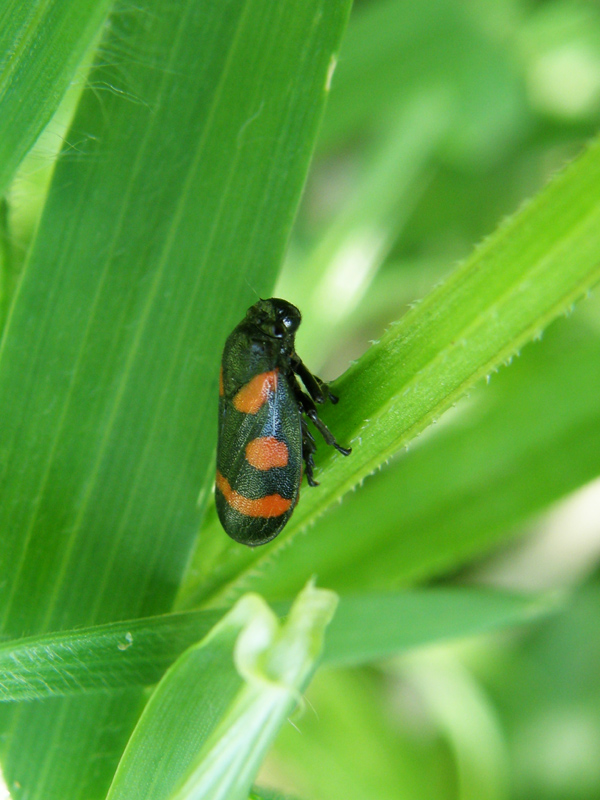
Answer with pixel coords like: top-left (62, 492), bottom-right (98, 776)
top-left (2, 0), bottom-right (600, 798)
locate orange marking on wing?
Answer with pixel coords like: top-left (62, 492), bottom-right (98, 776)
top-left (219, 366), bottom-right (224, 397)
top-left (233, 370), bottom-right (278, 414)
top-left (216, 470), bottom-right (292, 518)
top-left (245, 436), bottom-right (289, 470)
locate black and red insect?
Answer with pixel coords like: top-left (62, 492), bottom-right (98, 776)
top-left (216, 297), bottom-right (351, 547)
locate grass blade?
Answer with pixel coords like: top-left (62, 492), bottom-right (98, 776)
top-left (230, 315), bottom-right (600, 598)
top-left (0, 589), bottom-right (555, 701)
top-left (322, 589), bottom-right (558, 667)
top-left (182, 134), bottom-right (600, 608)
top-left (0, 0), bottom-right (112, 195)
top-left (0, 0), bottom-right (351, 797)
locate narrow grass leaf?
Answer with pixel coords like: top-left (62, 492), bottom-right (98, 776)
top-left (0, 588), bottom-right (555, 701)
top-left (181, 134), bottom-right (600, 608)
top-left (322, 589), bottom-right (559, 667)
top-left (234, 315), bottom-right (600, 598)
top-left (0, 608), bottom-right (225, 702)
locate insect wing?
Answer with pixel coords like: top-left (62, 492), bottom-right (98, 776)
top-left (216, 371), bottom-right (302, 546)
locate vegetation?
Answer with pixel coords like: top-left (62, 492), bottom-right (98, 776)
top-left (1, 0), bottom-right (600, 798)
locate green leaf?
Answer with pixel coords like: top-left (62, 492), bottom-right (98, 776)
top-left (249, 791), bottom-right (302, 800)
top-left (0, 0), bottom-right (113, 195)
top-left (228, 314), bottom-right (600, 598)
top-left (0, 608), bottom-right (225, 702)
top-left (322, 589), bottom-right (558, 667)
top-left (105, 584), bottom-right (337, 800)
top-left (0, 196), bottom-right (9, 321)
top-left (288, 136), bottom-right (600, 536)
top-left (0, 0), bottom-right (351, 797)
top-left (181, 133), bottom-right (600, 609)
top-left (0, 589), bottom-right (555, 702)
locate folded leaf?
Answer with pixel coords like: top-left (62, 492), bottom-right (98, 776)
top-left (105, 583), bottom-right (337, 800)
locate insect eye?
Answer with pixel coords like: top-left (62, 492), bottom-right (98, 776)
top-left (280, 313), bottom-right (300, 334)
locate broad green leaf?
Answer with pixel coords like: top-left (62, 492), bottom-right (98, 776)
top-left (181, 133), bottom-right (600, 609)
top-left (0, 0), bottom-right (113, 195)
top-left (1, 55), bottom-right (95, 327)
top-left (0, 197), bottom-right (9, 322)
top-left (0, 0), bottom-right (351, 797)
top-left (229, 314), bottom-right (600, 598)
top-left (105, 584), bottom-right (336, 800)
top-left (0, 589), bottom-right (554, 701)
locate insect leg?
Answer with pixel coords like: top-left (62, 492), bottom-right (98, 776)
top-left (291, 378), bottom-right (352, 456)
top-left (301, 415), bottom-right (319, 486)
top-left (290, 354), bottom-right (339, 405)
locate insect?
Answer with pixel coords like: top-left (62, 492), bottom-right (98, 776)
top-left (216, 297), bottom-right (351, 547)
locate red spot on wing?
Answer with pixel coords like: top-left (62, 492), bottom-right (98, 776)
top-left (245, 437), bottom-right (289, 470)
top-left (216, 471), bottom-right (292, 518)
top-left (233, 370), bottom-right (278, 414)
top-left (219, 366), bottom-right (224, 397)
